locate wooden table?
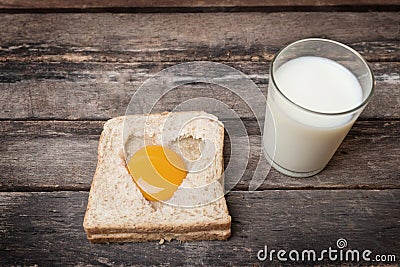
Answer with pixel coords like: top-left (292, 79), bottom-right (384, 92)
top-left (0, 1), bottom-right (399, 266)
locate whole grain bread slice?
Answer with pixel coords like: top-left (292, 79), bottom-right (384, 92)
top-left (83, 112), bottom-right (231, 242)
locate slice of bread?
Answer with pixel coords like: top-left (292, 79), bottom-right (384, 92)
top-left (83, 112), bottom-right (231, 242)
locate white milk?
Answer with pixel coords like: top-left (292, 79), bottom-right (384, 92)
top-left (263, 56), bottom-right (364, 176)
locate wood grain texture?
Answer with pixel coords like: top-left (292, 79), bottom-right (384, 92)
top-left (0, 62), bottom-right (398, 120)
top-left (0, 13), bottom-right (399, 63)
top-left (1, 120), bottom-right (399, 191)
top-left (0, 8), bottom-right (398, 267)
top-left (1, 0), bottom-right (400, 9)
top-left (1, 190), bottom-right (399, 265)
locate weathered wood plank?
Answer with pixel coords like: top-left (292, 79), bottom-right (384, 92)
top-left (1, 120), bottom-right (399, 191)
top-left (1, 190), bottom-right (399, 265)
top-left (238, 120), bottom-right (400, 191)
top-left (0, 121), bottom-right (101, 191)
top-left (0, 13), bottom-right (399, 62)
top-left (1, 0), bottom-right (399, 9)
top-left (0, 62), bottom-right (398, 120)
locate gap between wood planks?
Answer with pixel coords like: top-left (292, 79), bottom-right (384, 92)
top-left (5, 187), bottom-right (400, 193)
top-left (1, 49), bottom-right (399, 63)
top-left (0, 6), bottom-right (400, 14)
top-left (0, 117), bottom-right (399, 122)
top-left (0, 0), bottom-right (399, 13)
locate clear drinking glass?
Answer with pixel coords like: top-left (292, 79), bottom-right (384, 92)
top-left (263, 38), bottom-right (375, 177)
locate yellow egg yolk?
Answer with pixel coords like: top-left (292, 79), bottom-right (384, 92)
top-left (127, 145), bottom-right (188, 201)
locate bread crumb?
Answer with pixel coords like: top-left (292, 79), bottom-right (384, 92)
top-left (159, 238), bottom-right (165, 245)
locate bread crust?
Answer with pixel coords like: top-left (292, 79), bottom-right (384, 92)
top-left (87, 229), bottom-right (231, 243)
top-left (85, 217), bottom-right (231, 235)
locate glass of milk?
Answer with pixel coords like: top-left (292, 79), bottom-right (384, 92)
top-left (263, 38), bottom-right (375, 177)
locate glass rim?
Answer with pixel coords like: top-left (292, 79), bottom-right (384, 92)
top-left (270, 38), bottom-right (375, 116)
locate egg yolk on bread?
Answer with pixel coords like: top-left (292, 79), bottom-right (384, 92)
top-left (127, 145), bottom-right (188, 201)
